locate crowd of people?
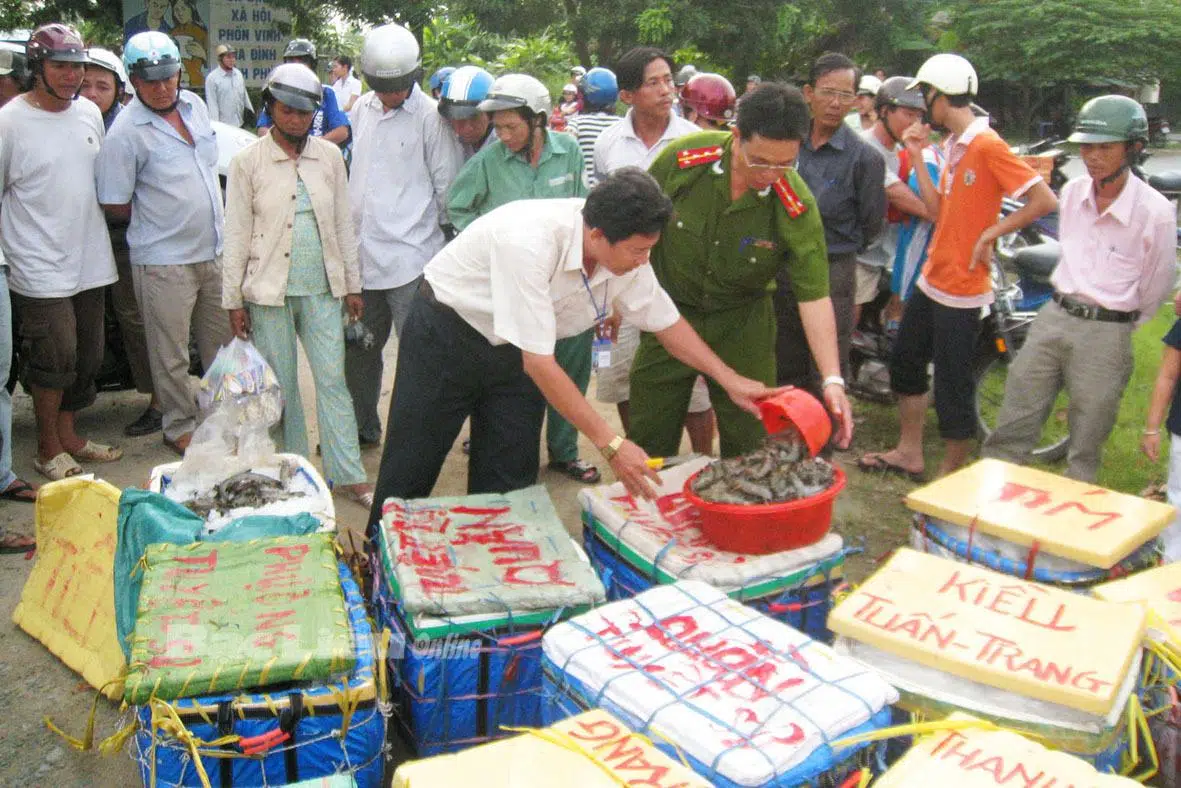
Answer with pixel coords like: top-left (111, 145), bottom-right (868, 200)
top-left (0, 21), bottom-right (1178, 553)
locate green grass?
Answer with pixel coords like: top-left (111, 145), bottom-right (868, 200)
top-left (853, 302), bottom-right (1176, 493)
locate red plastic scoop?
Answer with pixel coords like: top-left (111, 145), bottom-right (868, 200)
top-left (758, 389), bottom-right (831, 457)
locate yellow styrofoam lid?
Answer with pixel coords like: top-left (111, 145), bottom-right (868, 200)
top-left (828, 549), bottom-right (1145, 716)
top-left (904, 459), bottom-right (1175, 568)
top-left (1094, 561), bottom-right (1181, 637)
top-left (391, 709), bottom-right (711, 787)
top-left (874, 713), bottom-right (1140, 786)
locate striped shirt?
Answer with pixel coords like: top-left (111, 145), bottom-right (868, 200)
top-left (566, 112), bottom-right (620, 187)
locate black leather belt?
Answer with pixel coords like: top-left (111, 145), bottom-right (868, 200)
top-left (1052, 292), bottom-right (1138, 324)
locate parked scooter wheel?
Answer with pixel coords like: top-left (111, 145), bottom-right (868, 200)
top-left (973, 346), bottom-right (1070, 463)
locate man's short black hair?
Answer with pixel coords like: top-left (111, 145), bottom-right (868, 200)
top-left (583, 167), bottom-right (673, 243)
top-left (807, 51), bottom-right (859, 86)
top-left (614, 47), bottom-right (673, 93)
top-left (334, 54), bottom-right (352, 69)
top-left (736, 82), bottom-right (810, 141)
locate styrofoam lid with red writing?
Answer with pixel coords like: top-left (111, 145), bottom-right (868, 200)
top-left (542, 581), bottom-right (898, 785)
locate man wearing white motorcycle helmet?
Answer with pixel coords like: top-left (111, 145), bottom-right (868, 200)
top-left (222, 63), bottom-right (374, 508)
top-left (437, 64), bottom-right (496, 159)
top-left (448, 72), bottom-right (597, 482)
top-left (346, 23), bottom-right (463, 446)
top-left (986, 95), bottom-right (1176, 483)
top-left (98, 31), bottom-right (232, 456)
top-left (845, 73), bottom-right (880, 131)
top-left (858, 52), bottom-right (1056, 481)
top-left (82, 46), bottom-right (163, 437)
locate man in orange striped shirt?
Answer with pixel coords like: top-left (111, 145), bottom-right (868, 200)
top-left (858, 54), bottom-right (1056, 480)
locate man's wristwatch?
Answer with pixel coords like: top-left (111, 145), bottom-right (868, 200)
top-left (599, 435), bottom-right (625, 461)
top-left (822, 375), bottom-right (846, 389)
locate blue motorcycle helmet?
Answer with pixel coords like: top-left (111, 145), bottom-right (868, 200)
top-left (123, 31), bottom-right (181, 82)
top-left (438, 65), bottom-right (494, 120)
top-left (428, 65), bottom-right (455, 95)
top-left (579, 67), bottom-right (618, 110)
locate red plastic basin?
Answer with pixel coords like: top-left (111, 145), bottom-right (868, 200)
top-left (682, 466), bottom-right (846, 555)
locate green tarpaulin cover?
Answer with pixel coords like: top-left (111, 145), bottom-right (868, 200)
top-left (124, 533), bottom-right (354, 704)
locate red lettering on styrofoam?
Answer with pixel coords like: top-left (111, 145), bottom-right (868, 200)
top-left (489, 540), bottom-right (543, 565)
top-left (253, 630), bottom-right (299, 649)
top-left (994, 482), bottom-right (1053, 509)
top-left (1044, 500), bottom-right (1122, 531)
top-left (158, 611), bottom-right (199, 635)
top-left (501, 561), bottom-right (576, 587)
top-left (254, 588), bottom-right (311, 605)
top-left (147, 653), bottom-right (202, 669)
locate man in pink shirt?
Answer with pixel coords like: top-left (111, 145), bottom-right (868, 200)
top-left (984, 95), bottom-right (1177, 481)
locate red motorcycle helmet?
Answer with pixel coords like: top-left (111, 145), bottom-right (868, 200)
top-left (681, 73), bottom-right (737, 123)
top-left (26, 23), bottom-right (87, 66)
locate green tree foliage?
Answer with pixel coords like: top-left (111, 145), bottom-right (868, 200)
top-left (952, 0), bottom-right (1181, 86)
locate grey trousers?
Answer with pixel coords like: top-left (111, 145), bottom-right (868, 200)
top-left (983, 300), bottom-right (1134, 482)
top-left (775, 252), bottom-right (856, 390)
top-left (344, 278), bottom-right (422, 443)
top-left (133, 261), bottom-right (233, 441)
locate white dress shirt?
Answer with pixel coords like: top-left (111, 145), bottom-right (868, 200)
top-left (591, 108), bottom-right (698, 181)
top-left (424, 199), bottom-right (681, 354)
top-left (348, 85), bottom-right (464, 290)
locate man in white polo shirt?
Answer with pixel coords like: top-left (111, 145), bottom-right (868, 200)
top-left (368, 168), bottom-right (782, 519)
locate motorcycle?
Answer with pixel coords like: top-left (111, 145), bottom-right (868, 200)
top-left (1012, 136), bottom-right (1071, 193)
top-left (1149, 115), bottom-right (1172, 148)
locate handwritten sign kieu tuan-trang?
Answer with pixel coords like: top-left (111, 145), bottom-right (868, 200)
top-left (874, 713), bottom-right (1141, 787)
top-left (828, 549), bottom-right (1144, 716)
top-left (904, 458), bottom-right (1175, 568)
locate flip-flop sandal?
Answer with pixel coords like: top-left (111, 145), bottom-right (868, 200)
top-left (855, 453), bottom-right (925, 482)
top-left (69, 440), bottom-right (124, 463)
top-left (0, 479), bottom-right (37, 504)
top-left (33, 452), bottom-right (83, 482)
top-left (549, 459), bottom-right (601, 484)
top-left (0, 530), bottom-right (34, 554)
top-left (338, 486), bottom-right (375, 508)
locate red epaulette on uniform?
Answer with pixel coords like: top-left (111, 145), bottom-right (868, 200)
top-left (773, 176), bottom-right (807, 218)
top-left (676, 145), bottom-right (724, 170)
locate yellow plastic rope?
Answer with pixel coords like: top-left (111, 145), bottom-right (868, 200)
top-left (1121, 693), bottom-right (1159, 782)
top-left (830, 716), bottom-right (1000, 751)
top-left (145, 700), bottom-right (242, 788)
top-left (44, 676), bottom-right (128, 752)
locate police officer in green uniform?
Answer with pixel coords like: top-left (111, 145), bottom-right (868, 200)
top-left (629, 82), bottom-right (853, 457)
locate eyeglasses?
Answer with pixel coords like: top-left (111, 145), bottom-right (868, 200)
top-left (814, 87), bottom-right (856, 104)
top-left (740, 142), bottom-right (794, 172)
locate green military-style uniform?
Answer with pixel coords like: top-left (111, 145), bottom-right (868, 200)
top-left (629, 130), bottom-right (830, 457)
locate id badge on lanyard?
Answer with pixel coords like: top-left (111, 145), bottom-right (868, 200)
top-left (582, 272), bottom-right (612, 371)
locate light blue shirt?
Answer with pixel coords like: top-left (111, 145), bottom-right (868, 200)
top-left (97, 90), bottom-right (223, 266)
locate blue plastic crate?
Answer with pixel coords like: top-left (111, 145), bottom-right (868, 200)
top-left (132, 562), bottom-right (385, 787)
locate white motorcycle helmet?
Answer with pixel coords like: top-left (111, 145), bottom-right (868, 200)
top-left (86, 47), bottom-right (130, 92)
top-left (908, 52), bottom-right (977, 97)
top-left (360, 23), bottom-right (421, 93)
top-left (262, 63), bottom-right (322, 112)
top-left (857, 74), bottom-right (882, 96)
top-left (478, 73), bottom-right (551, 116)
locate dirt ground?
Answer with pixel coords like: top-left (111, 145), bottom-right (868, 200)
top-left (0, 341), bottom-right (914, 786)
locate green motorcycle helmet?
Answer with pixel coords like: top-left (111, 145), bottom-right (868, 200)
top-left (1069, 95), bottom-right (1148, 144)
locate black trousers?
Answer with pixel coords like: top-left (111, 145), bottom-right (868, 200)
top-left (774, 252), bottom-right (857, 394)
top-left (367, 288), bottom-right (546, 532)
top-left (888, 287), bottom-right (981, 440)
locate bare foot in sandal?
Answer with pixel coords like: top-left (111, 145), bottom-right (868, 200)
top-left (338, 483), bottom-right (375, 508)
top-left (0, 530), bottom-right (35, 554)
